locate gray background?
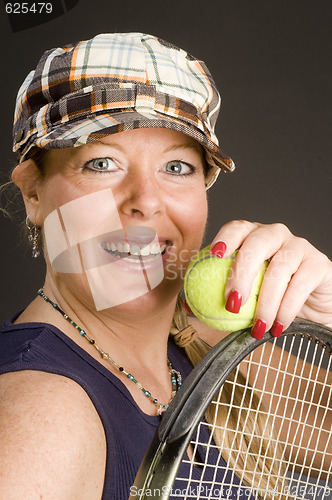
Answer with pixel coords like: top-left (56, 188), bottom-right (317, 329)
top-left (0, 0), bottom-right (331, 322)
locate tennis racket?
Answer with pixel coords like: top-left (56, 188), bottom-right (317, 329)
top-left (129, 318), bottom-right (332, 500)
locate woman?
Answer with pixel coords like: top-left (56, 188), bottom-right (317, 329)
top-left (0, 32), bottom-right (331, 499)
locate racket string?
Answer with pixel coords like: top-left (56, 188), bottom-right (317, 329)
top-left (171, 335), bottom-right (332, 499)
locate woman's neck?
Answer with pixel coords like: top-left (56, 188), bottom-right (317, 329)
top-left (16, 288), bottom-right (180, 416)
top-left (18, 274), bottom-right (179, 373)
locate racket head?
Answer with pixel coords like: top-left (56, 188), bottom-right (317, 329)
top-left (129, 319), bottom-right (332, 500)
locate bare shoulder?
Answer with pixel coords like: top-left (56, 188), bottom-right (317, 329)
top-left (0, 370), bottom-right (106, 500)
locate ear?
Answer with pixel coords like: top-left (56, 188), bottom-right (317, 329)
top-left (12, 160), bottom-right (43, 224)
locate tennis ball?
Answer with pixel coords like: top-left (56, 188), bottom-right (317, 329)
top-left (184, 246), bottom-right (268, 331)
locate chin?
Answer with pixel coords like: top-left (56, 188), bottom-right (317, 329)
top-left (53, 259), bottom-right (184, 318)
top-left (98, 279), bottom-right (181, 320)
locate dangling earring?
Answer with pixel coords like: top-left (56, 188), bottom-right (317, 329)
top-left (26, 216), bottom-right (41, 258)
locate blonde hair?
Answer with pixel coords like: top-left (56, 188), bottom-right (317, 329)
top-left (170, 295), bottom-right (288, 500)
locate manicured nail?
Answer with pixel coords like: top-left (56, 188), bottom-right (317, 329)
top-left (210, 241), bottom-right (227, 258)
top-left (270, 321), bottom-right (283, 338)
top-left (251, 319), bottom-right (267, 339)
top-left (184, 299), bottom-right (194, 316)
top-left (225, 291), bottom-right (242, 314)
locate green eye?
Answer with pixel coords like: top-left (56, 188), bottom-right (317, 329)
top-left (165, 161), bottom-right (193, 175)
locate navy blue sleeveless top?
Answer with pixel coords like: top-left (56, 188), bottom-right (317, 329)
top-left (0, 315), bottom-right (255, 500)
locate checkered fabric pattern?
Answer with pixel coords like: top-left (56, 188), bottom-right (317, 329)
top-left (13, 32), bottom-right (234, 188)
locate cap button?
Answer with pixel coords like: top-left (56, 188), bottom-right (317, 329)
top-left (15, 129), bottom-right (24, 142)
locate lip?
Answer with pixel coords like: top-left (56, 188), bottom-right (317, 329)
top-left (79, 226), bottom-right (173, 273)
top-left (101, 239), bottom-right (169, 259)
top-left (100, 239), bottom-right (172, 271)
top-left (102, 226), bottom-right (157, 246)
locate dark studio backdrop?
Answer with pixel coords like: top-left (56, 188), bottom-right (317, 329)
top-left (0, 0), bottom-right (331, 322)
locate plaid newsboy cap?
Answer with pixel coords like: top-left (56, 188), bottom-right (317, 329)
top-left (13, 32), bottom-right (234, 188)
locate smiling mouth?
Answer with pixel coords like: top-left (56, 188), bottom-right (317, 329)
top-left (100, 240), bottom-right (169, 263)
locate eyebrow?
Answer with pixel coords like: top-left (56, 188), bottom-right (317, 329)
top-left (93, 141), bottom-right (125, 152)
top-left (164, 143), bottom-right (203, 154)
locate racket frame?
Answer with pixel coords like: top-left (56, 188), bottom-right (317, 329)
top-left (129, 319), bottom-right (332, 500)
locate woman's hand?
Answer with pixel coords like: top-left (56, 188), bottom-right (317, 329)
top-left (210, 221), bottom-right (332, 339)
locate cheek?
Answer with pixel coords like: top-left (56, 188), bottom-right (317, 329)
top-left (175, 190), bottom-right (208, 242)
top-left (39, 174), bottom-right (99, 220)
top-left (166, 191), bottom-right (207, 281)
top-left (38, 176), bottom-right (72, 218)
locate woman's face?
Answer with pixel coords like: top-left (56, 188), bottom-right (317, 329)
top-left (36, 128), bottom-right (208, 314)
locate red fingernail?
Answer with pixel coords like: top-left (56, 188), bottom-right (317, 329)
top-left (184, 300), bottom-right (194, 316)
top-left (251, 319), bottom-right (267, 339)
top-left (210, 241), bottom-right (227, 258)
top-left (225, 291), bottom-right (242, 314)
top-left (270, 321), bottom-right (283, 338)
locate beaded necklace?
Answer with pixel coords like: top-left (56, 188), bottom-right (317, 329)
top-left (38, 289), bottom-right (182, 415)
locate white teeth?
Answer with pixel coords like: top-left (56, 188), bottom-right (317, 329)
top-left (140, 245), bottom-right (150, 256)
top-left (103, 240), bottom-right (168, 257)
top-left (131, 244), bottom-right (141, 255)
top-left (123, 242), bottom-right (130, 253)
top-left (150, 244), bottom-right (160, 254)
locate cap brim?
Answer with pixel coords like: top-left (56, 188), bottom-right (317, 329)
top-left (22, 110), bottom-right (235, 189)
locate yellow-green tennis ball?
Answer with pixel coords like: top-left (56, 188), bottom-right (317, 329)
top-left (184, 246), bottom-right (268, 331)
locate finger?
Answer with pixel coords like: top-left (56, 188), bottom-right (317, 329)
top-left (223, 223), bottom-right (292, 305)
top-left (251, 243), bottom-right (305, 337)
top-left (252, 242), bottom-right (326, 339)
top-left (275, 258), bottom-right (327, 329)
top-left (210, 220), bottom-right (259, 258)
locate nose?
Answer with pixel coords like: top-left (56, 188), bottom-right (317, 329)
top-left (119, 170), bottom-right (166, 221)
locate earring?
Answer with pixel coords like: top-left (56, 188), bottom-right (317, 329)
top-left (26, 216), bottom-right (41, 258)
